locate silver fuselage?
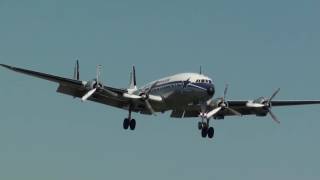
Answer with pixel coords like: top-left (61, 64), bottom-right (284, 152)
top-left (138, 73), bottom-right (215, 112)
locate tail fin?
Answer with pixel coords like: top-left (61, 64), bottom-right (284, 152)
top-left (129, 65), bottom-right (137, 89)
top-left (96, 64), bottom-right (102, 85)
top-left (73, 60), bottom-right (80, 80)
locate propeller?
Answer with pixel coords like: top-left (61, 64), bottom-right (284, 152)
top-left (140, 81), bottom-right (159, 115)
top-left (81, 65), bottom-right (102, 102)
top-left (265, 88), bottom-right (281, 123)
top-left (205, 84), bottom-right (242, 119)
top-left (246, 88), bottom-right (281, 124)
top-left (81, 88), bottom-right (97, 101)
top-left (123, 66), bottom-right (161, 115)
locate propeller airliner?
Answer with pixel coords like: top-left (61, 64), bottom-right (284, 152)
top-left (2, 61), bottom-right (320, 139)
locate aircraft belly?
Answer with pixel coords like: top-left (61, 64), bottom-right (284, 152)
top-left (162, 89), bottom-right (203, 109)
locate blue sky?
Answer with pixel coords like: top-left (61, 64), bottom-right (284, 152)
top-left (0, 0), bottom-right (320, 179)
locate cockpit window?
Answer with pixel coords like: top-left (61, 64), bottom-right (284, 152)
top-left (201, 79), bottom-right (204, 83)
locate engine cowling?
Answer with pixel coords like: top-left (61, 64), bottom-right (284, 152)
top-left (253, 97), bottom-right (267, 104)
top-left (85, 79), bottom-right (103, 90)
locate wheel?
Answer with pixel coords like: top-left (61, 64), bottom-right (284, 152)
top-left (123, 118), bottom-right (129, 130)
top-left (207, 127), bottom-right (214, 139)
top-left (201, 127), bottom-right (208, 138)
top-left (130, 119), bottom-right (136, 130)
top-left (198, 122), bottom-right (203, 130)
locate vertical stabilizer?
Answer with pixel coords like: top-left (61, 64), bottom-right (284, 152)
top-left (73, 60), bottom-right (80, 80)
top-left (128, 66), bottom-right (137, 93)
top-left (96, 64), bottom-right (102, 85)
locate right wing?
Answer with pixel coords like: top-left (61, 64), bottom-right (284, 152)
top-left (0, 64), bottom-right (83, 87)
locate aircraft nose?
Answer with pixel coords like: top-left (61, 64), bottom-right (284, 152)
top-left (207, 85), bottom-right (215, 96)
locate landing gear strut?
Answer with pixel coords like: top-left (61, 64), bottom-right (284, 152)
top-left (123, 107), bottom-right (136, 131)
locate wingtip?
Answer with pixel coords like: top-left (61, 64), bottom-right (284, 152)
top-left (0, 64), bottom-right (11, 69)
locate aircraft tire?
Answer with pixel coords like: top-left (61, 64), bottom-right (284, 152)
top-left (123, 118), bottom-right (129, 130)
top-left (201, 127), bottom-right (208, 138)
top-left (208, 127), bottom-right (214, 139)
top-left (130, 119), bottom-right (136, 130)
top-left (198, 122), bottom-right (203, 130)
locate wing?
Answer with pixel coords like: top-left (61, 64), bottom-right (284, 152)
top-left (173, 100), bottom-right (320, 118)
top-left (0, 64), bottom-right (133, 110)
top-left (0, 64), bottom-right (84, 86)
top-left (226, 100), bottom-right (320, 116)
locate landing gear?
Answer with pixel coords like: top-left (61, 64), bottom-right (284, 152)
top-left (198, 122), bottom-right (203, 130)
top-left (123, 118), bottom-right (130, 130)
top-left (207, 127), bottom-right (214, 139)
top-left (123, 118), bottom-right (137, 131)
top-left (201, 126), bottom-right (208, 138)
top-left (129, 119), bottom-right (136, 130)
top-left (123, 107), bottom-right (136, 131)
top-left (198, 121), bottom-right (215, 139)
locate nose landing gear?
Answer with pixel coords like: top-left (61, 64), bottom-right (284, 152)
top-left (198, 119), bottom-right (215, 139)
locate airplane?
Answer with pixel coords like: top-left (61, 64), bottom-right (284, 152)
top-left (1, 61), bottom-right (320, 139)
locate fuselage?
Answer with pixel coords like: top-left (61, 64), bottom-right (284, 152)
top-left (139, 73), bottom-right (215, 111)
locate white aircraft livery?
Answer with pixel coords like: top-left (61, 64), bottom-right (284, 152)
top-left (2, 61), bottom-right (320, 139)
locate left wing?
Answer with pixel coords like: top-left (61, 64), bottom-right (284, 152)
top-left (175, 86), bottom-right (320, 120)
top-left (173, 100), bottom-right (320, 119)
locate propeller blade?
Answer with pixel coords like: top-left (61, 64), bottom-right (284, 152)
top-left (269, 110), bottom-right (280, 124)
top-left (145, 100), bottom-right (156, 116)
top-left (223, 84), bottom-right (229, 100)
top-left (226, 107), bottom-right (242, 116)
top-left (206, 107), bottom-right (222, 119)
top-left (269, 88), bottom-right (280, 102)
top-left (81, 88), bottom-right (97, 101)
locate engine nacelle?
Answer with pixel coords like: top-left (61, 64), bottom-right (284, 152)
top-left (253, 97), bottom-right (267, 104)
top-left (85, 79), bottom-right (103, 90)
top-left (210, 98), bottom-right (225, 107)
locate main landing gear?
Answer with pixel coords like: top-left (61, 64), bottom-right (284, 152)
top-left (123, 108), bottom-right (136, 131)
top-left (123, 118), bottom-right (136, 130)
top-left (198, 120), bottom-right (214, 139)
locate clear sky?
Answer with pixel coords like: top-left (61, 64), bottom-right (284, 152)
top-left (0, 0), bottom-right (320, 179)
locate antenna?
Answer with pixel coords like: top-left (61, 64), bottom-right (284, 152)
top-left (200, 66), bottom-right (202, 75)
